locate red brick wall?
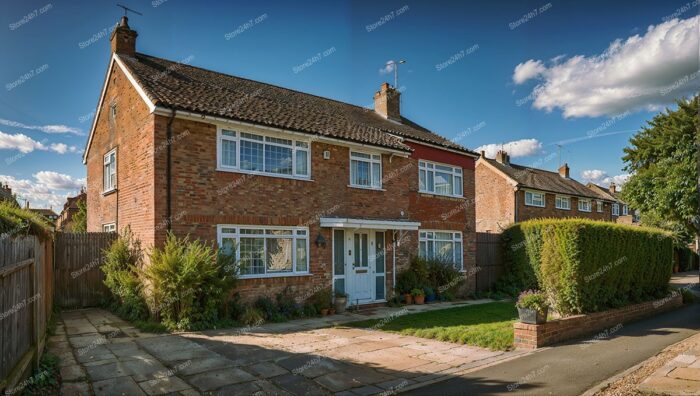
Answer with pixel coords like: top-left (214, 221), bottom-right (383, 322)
top-left (513, 294), bottom-right (683, 349)
top-left (515, 190), bottom-right (612, 223)
top-left (475, 161), bottom-right (515, 232)
top-left (86, 62), bottom-right (156, 247)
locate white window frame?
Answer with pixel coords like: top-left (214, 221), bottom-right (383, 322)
top-left (622, 205), bottom-right (629, 215)
top-left (418, 230), bottom-right (463, 271)
top-left (578, 198), bottom-right (592, 212)
top-left (612, 203), bottom-right (620, 216)
top-left (103, 149), bottom-right (117, 193)
top-left (418, 160), bottom-right (463, 197)
top-left (349, 151), bottom-right (382, 189)
top-left (555, 195), bottom-right (571, 210)
top-left (102, 223), bottom-right (116, 233)
top-left (596, 200), bottom-right (604, 213)
top-left (217, 225), bottom-right (310, 279)
top-left (524, 190), bottom-right (545, 207)
top-left (216, 127), bottom-right (311, 180)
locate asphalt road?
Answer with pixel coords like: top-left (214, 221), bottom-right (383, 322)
top-left (405, 296), bottom-right (700, 395)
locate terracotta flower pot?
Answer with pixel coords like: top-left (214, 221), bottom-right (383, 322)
top-left (414, 295), bottom-right (425, 305)
top-left (321, 308), bottom-right (330, 316)
top-left (329, 308), bottom-right (336, 315)
top-left (403, 293), bottom-right (413, 304)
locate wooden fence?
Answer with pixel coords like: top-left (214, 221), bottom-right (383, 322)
top-left (475, 232), bottom-right (505, 291)
top-left (0, 236), bottom-right (53, 393)
top-left (54, 232), bottom-right (118, 309)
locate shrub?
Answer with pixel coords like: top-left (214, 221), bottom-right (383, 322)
top-left (425, 257), bottom-right (462, 294)
top-left (254, 295), bottom-right (278, 321)
top-left (0, 201), bottom-right (53, 240)
top-left (141, 232), bottom-right (238, 331)
top-left (396, 270), bottom-right (419, 294)
top-left (310, 288), bottom-right (332, 311)
top-left (240, 306), bottom-right (265, 326)
top-left (503, 219), bottom-right (673, 315)
top-left (227, 293), bottom-right (245, 321)
top-left (516, 290), bottom-right (548, 314)
top-left (102, 229), bottom-right (148, 321)
top-left (680, 288), bottom-right (695, 304)
top-left (411, 288), bottom-right (424, 297)
top-left (276, 287), bottom-right (302, 319)
top-left (676, 246), bottom-right (700, 272)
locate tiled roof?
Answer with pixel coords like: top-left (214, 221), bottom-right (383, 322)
top-left (118, 53), bottom-right (477, 155)
top-left (483, 158), bottom-right (613, 200)
top-left (29, 208), bottom-right (58, 217)
top-left (588, 183), bottom-right (625, 203)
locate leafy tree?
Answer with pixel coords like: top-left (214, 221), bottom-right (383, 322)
top-left (72, 199), bottom-right (87, 233)
top-left (621, 96), bottom-right (699, 244)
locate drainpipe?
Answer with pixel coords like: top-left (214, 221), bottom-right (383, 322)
top-left (165, 107), bottom-right (176, 233)
top-left (392, 230), bottom-right (397, 297)
top-left (513, 187), bottom-right (519, 223)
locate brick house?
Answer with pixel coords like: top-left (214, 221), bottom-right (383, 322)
top-left (587, 183), bottom-right (640, 226)
top-left (475, 150), bottom-right (614, 233)
top-left (84, 17), bottom-right (479, 305)
top-left (56, 190), bottom-right (87, 232)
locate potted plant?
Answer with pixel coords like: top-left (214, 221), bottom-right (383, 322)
top-left (334, 291), bottom-right (348, 314)
top-left (424, 286), bottom-right (436, 303)
top-left (516, 290), bottom-right (549, 324)
top-left (412, 288), bottom-right (426, 305)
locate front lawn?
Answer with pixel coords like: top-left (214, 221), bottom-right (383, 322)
top-left (348, 301), bottom-right (518, 351)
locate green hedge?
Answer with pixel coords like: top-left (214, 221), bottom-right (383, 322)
top-left (676, 246), bottom-right (699, 271)
top-left (502, 219), bottom-right (673, 315)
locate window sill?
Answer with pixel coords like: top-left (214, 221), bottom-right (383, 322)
top-left (555, 207), bottom-right (571, 211)
top-left (216, 167), bottom-right (313, 182)
top-left (102, 188), bottom-right (117, 196)
top-left (239, 273), bottom-right (312, 280)
top-left (418, 192), bottom-right (464, 200)
top-left (524, 204), bottom-right (545, 208)
top-left (347, 185), bottom-right (385, 191)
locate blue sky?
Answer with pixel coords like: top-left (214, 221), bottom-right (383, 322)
top-left (0, 0), bottom-right (698, 209)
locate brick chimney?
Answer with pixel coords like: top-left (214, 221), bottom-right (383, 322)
top-left (609, 183), bottom-right (616, 194)
top-left (374, 83), bottom-right (401, 121)
top-left (558, 163), bottom-right (570, 178)
top-left (110, 16), bottom-right (138, 56)
top-left (495, 150), bottom-right (509, 165)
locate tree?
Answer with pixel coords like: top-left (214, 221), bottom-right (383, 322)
top-left (621, 96), bottom-right (699, 244)
top-left (72, 199), bottom-right (87, 233)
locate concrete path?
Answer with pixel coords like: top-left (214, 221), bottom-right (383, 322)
top-left (53, 302), bottom-right (527, 395)
top-left (637, 332), bottom-right (700, 395)
top-left (403, 300), bottom-right (700, 396)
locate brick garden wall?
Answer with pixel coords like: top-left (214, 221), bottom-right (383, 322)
top-left (514, 294), bottom-right (684, 349)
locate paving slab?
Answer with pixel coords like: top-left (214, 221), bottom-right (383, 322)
top-left (246, 361), bottom-right (289, 378)
top-left (92, 376), bottom-right (146, 396)
top-left (185, 367), bottom-right (256, 392)
top-left (137, 376), bottom-right (191, 396)
top-left (59, 381), bottom-right (91, 396)
top-left (271, 374), bottom-right (329, 395)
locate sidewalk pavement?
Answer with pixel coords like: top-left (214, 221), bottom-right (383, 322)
top-left (637, 332), bottom-right (700, 395)
top-left (51, 299), bottom-right (528, 395)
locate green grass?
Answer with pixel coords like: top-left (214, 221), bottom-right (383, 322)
top-left (348, 302), bottom-right (518, 351)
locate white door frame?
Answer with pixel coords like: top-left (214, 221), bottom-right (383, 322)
top-left (332, 228), bottom-right (387, 305)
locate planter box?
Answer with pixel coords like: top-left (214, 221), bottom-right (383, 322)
top-left (514, 294), bottom-right (684, 349)
top-left (517, 307), bottom-right (548, 324)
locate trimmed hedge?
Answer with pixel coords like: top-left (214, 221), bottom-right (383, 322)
top-left (0, 201), bottom-right (53, 240)
top-left (502, 219), bottom-right (673, 315)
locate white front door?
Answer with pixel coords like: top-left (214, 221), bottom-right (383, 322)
top-left (346, 231), bottom-right (374, 304)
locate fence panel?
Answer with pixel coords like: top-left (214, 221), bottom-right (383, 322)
top-left (53, 232), bottom-right (117, 309)
top-left (475, 232), bottom-right (505, 291)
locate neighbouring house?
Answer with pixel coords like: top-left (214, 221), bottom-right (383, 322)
top-left (26, 204), bottom-right (59, 224)
top-left (587, 182), bottom-right (640, 226)
top-left (0, 183), bottom-right (18, 206)
top-left (475, 150), bottom-right (614, 233)
top-left (84, 17), bottom-right (479, 305)
top-left (56, 190), bottom-right (87, 232)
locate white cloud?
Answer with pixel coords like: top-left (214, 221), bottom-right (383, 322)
top-left (0, 131), bottom-right (46, 153)
top-left (379, 60), bottom-right (395, 75)
top-left (512, 59), bottom-right (546, 84)
top-left (476, 138), bottom-right (543, 159)
top-left (0, 172), bottom-right (85, 208)
top-left (49, 143), bottom-right (80, 154)
top-left (580, 169), bottom-right (630, 188)
top-left (0, 118), bottom-right (83, 135)
top-left (514, 16), bottom-right (699, 117)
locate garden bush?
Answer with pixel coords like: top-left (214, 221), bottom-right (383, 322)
top-left (0, 201), bottom-right (53, 240)
top-left (503, 219), bottom-right (673, 315)
top-left (102, 229), bottom-right (148, 322)
top-left (396, 256), bottom-right (463, 298)
top-left (676, 246), bottom-right (699, 271)
top-left (140, 232), bottom-right (238, 331)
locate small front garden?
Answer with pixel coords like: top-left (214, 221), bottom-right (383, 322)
top-left (349, 301), bottom-right (518, 351)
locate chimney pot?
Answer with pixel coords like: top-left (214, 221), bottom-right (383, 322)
top-left (558, 163), bottom-right (570, 178)
top-left (495, 150), bottom-right (509, 165)
top-left (609, 183), bottom-right (616, 194)
top-left (480, 150), bottom-right (486, 158)
top-left (373, 83), bottom-right (401, 121)
top-left (110, 16), bottom-right (138, 56)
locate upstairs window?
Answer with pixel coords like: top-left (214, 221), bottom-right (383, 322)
top-left (597, 200), bottom-right (604, 213)
top-left (613, 203), bottom-right (620, 216)
top-left (555, 195), bottom-right (571, 210)
top-left (622, 205), bottom-right (629, 215)
top-left (578, 198), bottom-right (592, 212)
top-left (218, 128), bottom-right (310, 179)
top-left (419, 160), bottom-right (463, 197)
top-left (350, 151), bottom-right (382, 189)
top-left (103, 149), bottom-right (117, 192)
top-left (525, 191), bottom-right (545, 207)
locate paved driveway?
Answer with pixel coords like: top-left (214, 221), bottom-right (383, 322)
top-left (52, 307), bottom-right (527, 395)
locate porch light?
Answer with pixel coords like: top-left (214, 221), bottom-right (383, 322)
top-left (315, 233), bottom-right (327, 248)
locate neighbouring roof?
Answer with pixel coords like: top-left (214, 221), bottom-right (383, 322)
top-left (588, 183), bottom-right (626, 204)
top-left (29, 208), bottom-right (58, 218)
top-left (116, 53), bottom-right (477, 155)
top-left (482, 158), bottom-right (613, 201)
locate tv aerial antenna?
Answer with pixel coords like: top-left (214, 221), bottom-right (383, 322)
top-left (117, 4), bottom-right (143, 18)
